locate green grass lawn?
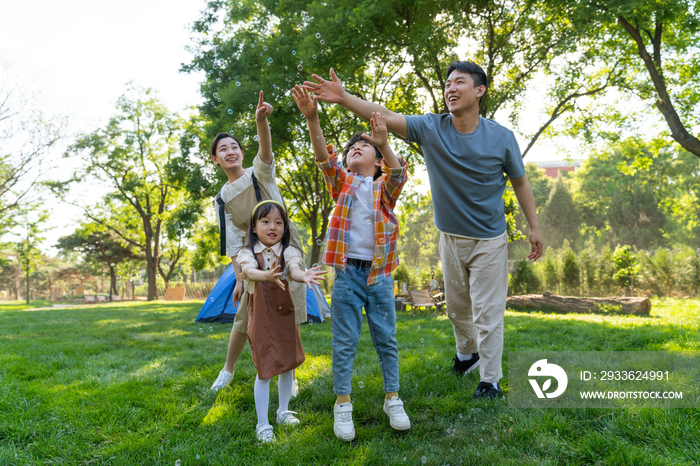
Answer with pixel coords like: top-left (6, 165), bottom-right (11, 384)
top-left (0, 298), bottom-right (698, 465)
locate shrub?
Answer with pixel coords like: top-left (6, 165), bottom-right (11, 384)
top-left (543, 254), bottom-right (559, 293)
top-left (392, 263), bottom-right (413, 287)
top-left (510, 259), bottom-right (541, 295)
top-left (613, 245), bottom-right (640, 296)
top-left (561, 247), bottom-right (580, 295)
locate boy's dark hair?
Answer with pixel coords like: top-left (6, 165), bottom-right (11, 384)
top-left (246, 202), bottom-right (294, 271)
top-left (341, 133), bottom-right (383, 180)
top-left (210, 132), bottom-right (243, 157)
top-left (446, 61), bottom-right (488, 106)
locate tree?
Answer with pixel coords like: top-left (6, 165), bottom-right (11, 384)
top-left (539, 172), bottom-right (581, 250)
top-left (183, 0), bottom-right (619, 257)
top-left (56, 222), bottom-right (140, 297)
top-left (0, 61), bottom-right (64, 235)
top-left (566, 0), bottom-right (700, 158)
top-left (57, 86), bottom-right (204, 300)
top-left (574, 137), bottom-right (699, 249)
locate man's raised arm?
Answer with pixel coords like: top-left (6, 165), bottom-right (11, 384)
top-left (304, 68), bottom-right (408, 139)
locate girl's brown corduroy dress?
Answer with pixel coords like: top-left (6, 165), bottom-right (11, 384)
top-left (247, 253), bottom-right (305, 380)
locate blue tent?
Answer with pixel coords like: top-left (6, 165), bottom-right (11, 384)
top-left (195, 264), bottom-right (329, 324)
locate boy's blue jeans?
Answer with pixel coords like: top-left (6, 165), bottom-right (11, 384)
top-left (331, 263), bottom-right (400, 395)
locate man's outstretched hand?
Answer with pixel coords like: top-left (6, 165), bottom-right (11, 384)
top-left (304, 68), bottom-right (344, 104)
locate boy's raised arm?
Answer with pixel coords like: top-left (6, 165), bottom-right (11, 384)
top-left (361, 113), bottom-right (400, 169)
top-left (255, 90), bottom-right (274, 165)
top-left (292, 85), bottom-right (330, 162)
top-left (304, 68), bottom-right (409, 139)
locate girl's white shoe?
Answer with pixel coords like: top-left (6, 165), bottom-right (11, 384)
top-left (256, 424), bottom-right (275, 443)
top-left (210, 369), bottom-right (234, 392)
top-left (276, 410), bottom-right (300, 426)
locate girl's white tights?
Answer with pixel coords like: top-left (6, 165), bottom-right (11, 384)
top-left (254, 370), bottom-right (294, 429)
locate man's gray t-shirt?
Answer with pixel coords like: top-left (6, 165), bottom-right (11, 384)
top-left (405, 114), bottom-right (525, 239)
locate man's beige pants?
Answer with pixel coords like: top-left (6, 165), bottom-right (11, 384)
top-left (439, 232), bottom-right (508, 383)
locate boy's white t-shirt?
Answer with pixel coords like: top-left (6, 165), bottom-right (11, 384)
top-left (346, 174), bottom-right (375, 260)
top-left (214, 156), bottom-right (285, 258)
top-left (236, 241), bottom-right (303, 294)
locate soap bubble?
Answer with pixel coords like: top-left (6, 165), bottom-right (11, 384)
top-left (259, 52), bottom-right (263, 56)
top-left (285, 66), bottom-right (288, 70)
top-left (249, 104), bottom-right (254, 109)
top-left (417, 325), bottom-right (421, 330)
top-left (216, 78), bottom-right (222, 83)
top-left (421, 457), bottom-right (427, 464)
top-left (196, 454), bottom-right (200, 460)
top-left (312, 55), bottom-right (317, 59)
top-left (236, 81), bottom-right (241, 86)
top-left (316, 239), bottom-right (323, 246)
top-left (312, 263), bottom-right (319, 267)
top-left (315, 33), bottom-right (321, 38)
top-left (273, 84), bottom-right (277, 88)
top-left (276, 47), bottom-right (279, 51)
top-left (213, 92), bottom-right (218, 97)
top-left (176, 460), bottom-right (182, 466)
top-left (451, 313), bottom-right (456, 318)
top-left (358, 381), bottom-right (364, 388)
top-left (209, 327), bottom-right (213, 331)
top-left (253, 135), bottom-right (260, 142)
top-left (288, 102), bottom-right (293, 106)
top-left (199, 328), bottom-right (202, 333)
top-left (228, 109), bottom-right (233, 114)
top-left (298, 65), bottom-right (303, 71)
top-left (287, 128), bottom-right (291, 132)
top-left (292, 50), bottom-right (297, 55)
top-left (205, 114), bottom-right (209, 118)
top-left (263, 45), bottom-right (268, 51)
top-left (268, 57), bottom-right (273, 63)
top-left (420, 338), bottom-right (424, 343)
top-left (459, 413), bottom-right (463, 419)
top-left (320, 39), bottom-right (325, 45)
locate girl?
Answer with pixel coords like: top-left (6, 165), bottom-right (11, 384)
top-left (209, 91), bottom-right (308, 394)
top-left (237, 200), bottom-right (327, 443)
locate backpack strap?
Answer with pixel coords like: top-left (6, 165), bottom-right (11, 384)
top-left (251, 173), bottom-right (262, 203)
top-left (215, 193), bottom-right (226, 256)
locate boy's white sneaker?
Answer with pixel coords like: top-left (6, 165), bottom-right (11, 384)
top-left (276, 410), bottom-right (300, 426)
top-left (210, 369), bottom-right (234, 391)
top-left (383, 396), bottom-right (411, 431)
top-left (333, 402), bottom-right (355, 442)
top-left (256, 424), bottom-right (275, 443)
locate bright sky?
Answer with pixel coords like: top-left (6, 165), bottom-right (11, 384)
top-left (0, 0), bottom-right (572, 254)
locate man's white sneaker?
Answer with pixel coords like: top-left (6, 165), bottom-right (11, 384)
top-left (291, 378), bottom-right (299, 398)
top-left (333, 402), bottom-right (355, 442)
top-left (383, 396), bottom-right (411, 431)
top-left (210, 369), bottom-right (234, 392)
top-left (276, 410), bottom-right (300, 426)
top-left (256, 424), bottom-right (275, 443)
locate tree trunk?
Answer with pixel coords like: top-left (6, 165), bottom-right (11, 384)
top-left (507, 291), bottom-right (651, 315)
top-left (110, 266), bottom-right (117, 295)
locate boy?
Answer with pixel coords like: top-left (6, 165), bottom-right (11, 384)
top-left (293, 84), bottom-right (411, 441)
top-left (305, 63), bottom-right (543, 399)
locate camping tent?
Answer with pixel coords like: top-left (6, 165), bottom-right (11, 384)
top-left (195, 264), bottom-right (330, 324)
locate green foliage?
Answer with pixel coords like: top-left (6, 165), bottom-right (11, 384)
top-left (543, 254), bottom-right (559, 294)
top-left (561, 245), bottom-right (581, 295)
top-left (392, 263), bottom-right (413, 287)
top-left (396, 191), bottom-right (440, 269)
top-left (612, 245), bottom-right (640, 294)
top-left (540, 172), bottom-right (580, 250)
top-left (524, 164), bottom-right (553, 215)
top-left (509, 259), bottom-right (541, 295)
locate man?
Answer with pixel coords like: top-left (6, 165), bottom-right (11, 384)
top-left (305, 61), bottom-right (543, 399)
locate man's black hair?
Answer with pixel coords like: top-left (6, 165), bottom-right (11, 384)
top-left (341, 133), bottom-right (383, 180)
top-left (446, 61), bottom-right (488, 106)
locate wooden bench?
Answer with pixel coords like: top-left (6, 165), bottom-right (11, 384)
top-left (402, 286), bottom-right (446, 316)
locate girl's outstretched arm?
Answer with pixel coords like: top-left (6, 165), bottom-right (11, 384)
top-left (289, 264), bottom-right (328, 289)
top-left (292, 84), bottom-right (330, 162)
top-left (255, 90), bottom-right (274, 165)
top-left (242, 260), bottom-right (286, 290)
